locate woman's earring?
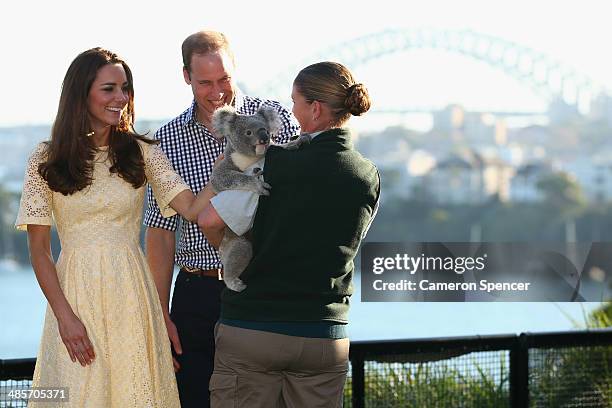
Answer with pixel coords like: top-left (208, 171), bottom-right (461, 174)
top-left (86, 131), bottom-right (95, 137)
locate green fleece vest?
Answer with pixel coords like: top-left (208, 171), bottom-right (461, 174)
top-left (220, 128), bottom-right (380, 323)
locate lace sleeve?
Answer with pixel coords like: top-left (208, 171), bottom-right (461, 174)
top-left (143, 143), bottom-right (190, 218)
top-left (15, 143), bottom-right (53, 231)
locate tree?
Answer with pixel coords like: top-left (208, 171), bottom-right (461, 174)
top-left (536, 171), bottom-right (587, 218)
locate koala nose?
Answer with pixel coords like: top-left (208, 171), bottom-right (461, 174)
top-left (257, 128), bottom-right (270, 143)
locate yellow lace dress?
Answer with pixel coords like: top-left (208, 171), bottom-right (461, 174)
top-left (15, 141), bottom-right (188, 407)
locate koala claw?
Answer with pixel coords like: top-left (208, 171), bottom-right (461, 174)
top-left (283, 141), bottom-right (301, 150)
top-left (254, 179), bottom-right (271, 196)
top-left (284, 134), bottom-right (312, 150)
top-left (226, 278), bottom-right (247, 292)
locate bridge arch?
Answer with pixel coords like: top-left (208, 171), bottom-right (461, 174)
top-left (255, 28), bottom-right (599, 110)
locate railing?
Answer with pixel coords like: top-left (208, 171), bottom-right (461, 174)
top-left (346, 329), bottom-right (612, 408)
top-left (1, 329), bottom-right (611, 408)
top-left (0, 359), bottom-right (35, 407)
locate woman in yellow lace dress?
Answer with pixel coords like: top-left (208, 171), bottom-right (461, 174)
top-left (15, 48), bottom-right (214, 407)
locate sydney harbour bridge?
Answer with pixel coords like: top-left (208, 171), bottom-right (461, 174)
top-left (251, 28), bottom-right (606, 119)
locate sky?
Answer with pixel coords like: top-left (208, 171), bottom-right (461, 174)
top-left (1, 0), bottom-right (611, 131)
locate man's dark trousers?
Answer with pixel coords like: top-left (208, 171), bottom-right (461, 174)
top-left (171, 270), bottom-right (225, 408)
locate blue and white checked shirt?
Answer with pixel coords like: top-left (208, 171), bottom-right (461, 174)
top-left (144, 91), bottom-right (300, 269)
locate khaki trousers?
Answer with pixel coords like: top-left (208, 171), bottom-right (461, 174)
top-left (210, 323), bottom-right (349, 408)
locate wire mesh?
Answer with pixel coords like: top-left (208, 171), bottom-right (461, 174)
top-left (0, 380), bottom-right (32, 408)
top-left (529, 345), bottom-right (612, 408)
top-left (345, 350), bottom-right (510, 408)
top-left (344, 364), bottom-right (353, 408)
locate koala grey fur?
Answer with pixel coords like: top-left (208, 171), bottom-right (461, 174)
top-left (210, 105), bottom-right (281, 292)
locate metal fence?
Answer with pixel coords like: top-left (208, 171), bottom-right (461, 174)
top-left (345, 329), bottom-right (612, 408)
top-left (1, 329), bottom-right (610, 408)
top-left (0, 359), bottom-right (34, 407)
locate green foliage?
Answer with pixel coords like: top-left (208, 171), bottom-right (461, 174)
top-left (365, 198), bottom-right (612, 244)
top-left (587, 302), bottom-right (612, 328)
top-left (344, 355), bottom-right (510, 408)
top-left (529, 344), bottom-right (611, 407)
top-left (536, 172), bottom-right (587, 217)
top-left (524, 304), bottom-right (611, 407)
top-left (4, 180), bottom-right (612, 264)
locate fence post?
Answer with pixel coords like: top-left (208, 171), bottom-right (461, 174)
top-left (351, 351), bottom-right (365, 408)
top-left (510, 333), bottom-right (529, 408)
top-left (0, 358), bottom-right (36, 380)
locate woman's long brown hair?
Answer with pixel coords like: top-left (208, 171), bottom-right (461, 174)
top-left (39, 47), bottom-right (155, 195)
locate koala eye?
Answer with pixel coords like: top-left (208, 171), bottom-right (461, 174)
top-left (246, 130), bottom-right (252, 135)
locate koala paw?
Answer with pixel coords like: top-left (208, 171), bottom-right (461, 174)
top-left (283, 140), bottom-right (301, 150)
top-left (255, 179), bottom-right (271, 196)
top-left (225, 277), bottom-right (247, 292)
top-left (283, 134), bottom-right (312, 150)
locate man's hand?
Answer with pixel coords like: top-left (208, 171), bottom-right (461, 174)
top-left (164, 315), bottom-right (182, 372)
top-left (213, 153), bottom-right (225, 168)
top-left (146, 227), bottom-right (181, 370)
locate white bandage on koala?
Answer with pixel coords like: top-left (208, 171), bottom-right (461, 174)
top-left (210, 158), bottom-right (265, 236)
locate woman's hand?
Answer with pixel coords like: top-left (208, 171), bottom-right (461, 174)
top-left (198, 203), bottom-right (227, 249)
top-left (57, 311), bottom-right (95, 366)
top-left (27, 225), bottom-right (95, 367)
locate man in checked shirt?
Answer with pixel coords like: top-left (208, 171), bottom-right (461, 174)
top-left (144, 30), bottom-right (299, 408)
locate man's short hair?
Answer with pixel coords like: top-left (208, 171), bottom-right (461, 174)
top-left (182, 31), bottom-right (235, 72)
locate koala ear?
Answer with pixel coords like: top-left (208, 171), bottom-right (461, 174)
top-left (212, 105), bottom-right (238, 136)
top-left (257, 106), bottom-right (281, 137)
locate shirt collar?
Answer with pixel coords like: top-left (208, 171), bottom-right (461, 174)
top-left (304, 127), bottom-right (348, 140)
top-left (308, 130), bottom-right (325, 140)
top-left (182, 99), bottom-right (198, 128)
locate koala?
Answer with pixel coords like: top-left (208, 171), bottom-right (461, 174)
top-left (210, 105), bottom-right (281, 292)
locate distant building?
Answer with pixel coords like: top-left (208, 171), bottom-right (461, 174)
top-left (590, 92), bottom-right (612, 127)
top-left (424, 148), bottom-right (513, 204)
top-left (509, 124), bottom-right (551, 146)
top-left (463, 112), bottom-right (507, 146)
top-left (563, 156), bottom-right (612, 204)
top-left (548, 97), bottom-right (581, 125)
top-left (377, 150), bottom-right (438, 201)
top-left (510, 161), bottom-right (555, 202)
top-left (432, 104), bottom-right (507, 147)
top-left (432, 104), bottom-right (465, 133)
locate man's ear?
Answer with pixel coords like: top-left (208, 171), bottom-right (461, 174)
top-left (183, 67), bottom-right (191, 85)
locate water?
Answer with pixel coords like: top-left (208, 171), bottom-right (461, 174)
top-left (0, 264), bottom-right (603, 359)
